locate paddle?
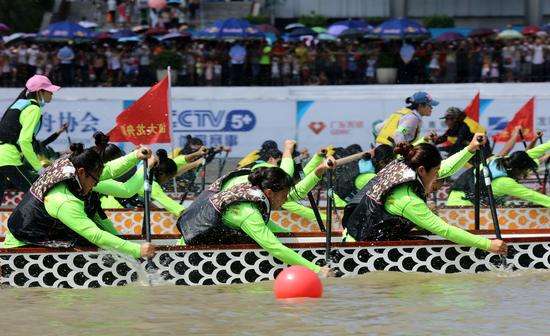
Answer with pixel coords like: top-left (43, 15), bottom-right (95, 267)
top-left (217, 147), bottom-right (230, 178)
top-left (325, 159), bottom-right (335, 267)
top-left (141, 153), bottom-right (155, 276)
top-left (294, 148), bottom-right (326, 232)
top-left (536, 131), bottom-right (548, 194)
top-left (518, 129), bottom-right (543, 188)
top-left (474, 151), bottom-right (481, 230)
top-left (476, 136), bottom-right (507, 267)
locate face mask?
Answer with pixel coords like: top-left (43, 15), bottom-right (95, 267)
top-left (37, 93), bottom-right (46, 107)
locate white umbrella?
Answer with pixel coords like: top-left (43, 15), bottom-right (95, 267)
top-left (497, 29), bottom-right (524, 40)
top-left (3, 33), bottom-right (26, 44)
top-left (284, 23), bottom-right (305, 31)
top-left (78, 21), bottom-right (98, 29)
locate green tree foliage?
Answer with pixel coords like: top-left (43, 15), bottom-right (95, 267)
top-left (0, 0), bottom-right (55, 33)
top-left (298, 13), bottom-right (327, 28)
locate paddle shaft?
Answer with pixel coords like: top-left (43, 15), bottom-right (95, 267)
top-left (217, 150), bottom-right (229, 178)
top-left (477, 136), bottom-right (507, 265)
top-left (142, 158), bottom-right (152, 243)
top-left (325, 169), bottom-right (333, 266)
top-left (334, 151), bottom-right (368, 167)
top-left (474, 151), bottom-right (481, 230)
top-left (295, 161), bottom-right (326, 232)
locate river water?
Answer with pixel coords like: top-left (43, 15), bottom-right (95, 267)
top-left (1, 270), bottom-right (548, 335)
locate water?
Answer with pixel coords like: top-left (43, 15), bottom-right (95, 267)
top-left (1, 271), bottom-right (549, 335)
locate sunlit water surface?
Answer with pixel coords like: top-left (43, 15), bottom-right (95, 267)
top-left (1, 270), bottom-right (549, 335)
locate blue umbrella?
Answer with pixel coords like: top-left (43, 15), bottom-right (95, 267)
top-left (436, 31), bottom-right (464, 42)
top-left (111, 29), bottom-right (136, 39)
top-left (372, 17), bottom-right (429, 39)
top-left (39, 21), bottom-right (95, 40)
top-left (195, 18), bottom-right (264, 40)
top-left (328, 19), bottom-right (372, 36)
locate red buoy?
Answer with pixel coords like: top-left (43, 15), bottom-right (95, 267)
top-left (274, 266), bottom-right (323, 299)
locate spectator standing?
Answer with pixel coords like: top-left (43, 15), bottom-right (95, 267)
top-left (228, 42), bottom-right (246, 85)
top-left (259, 42), bottom-right (272, 85)
top-left (57, 43), bottom-right (75, 86)
top-left (531, 38), bottom-right (545, 81)
top-left (27, 44), bottom-right (39, 77)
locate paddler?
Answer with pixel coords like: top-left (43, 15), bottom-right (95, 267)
top-left (0, 75), bottom-right (61, 205)
top-left (343, 136), bottom-right (507, 255)
top-left (3, 143), bottom-right (155, 259)
top-left (376, 91), bottom-right (439, 146)
top-left (176, 159), bottom-right (336, 277)
top-left (447, 139), bottom-right (550, 207)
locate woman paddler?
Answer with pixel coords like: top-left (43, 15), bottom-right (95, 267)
top-left (376, 91), bottom-right (439, 146)
top-left (2, 143), bottom-right (155, 259)
top-left (342, 136), bottom-right (507, 255)
top-left (176, 159), bottom-right (335, 277)
top-left (0, 75), bottom-right (60, 205)
top-left (446, 139), bottom-right (550, 207)
top-left (97, 143), bottom-right (209, 216)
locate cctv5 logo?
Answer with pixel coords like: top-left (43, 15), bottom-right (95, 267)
top-left (178, 109), bottom-right (256, 131)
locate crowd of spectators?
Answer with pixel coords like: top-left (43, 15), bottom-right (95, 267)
top-left (2, 35), bottom-right (550, 87)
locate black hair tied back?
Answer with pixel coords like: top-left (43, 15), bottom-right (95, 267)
top-left (93, 131), bottom-right (110, 151)
top-left (69, 143), bottom-right (85, 156)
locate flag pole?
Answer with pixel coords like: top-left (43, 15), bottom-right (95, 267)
top-left (166, 66), bottom-right (178, 195)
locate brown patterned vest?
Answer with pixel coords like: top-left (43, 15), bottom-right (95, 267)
top-left (8, 156), bottom-right (106, 247)
top-left (176, 169), bottom-right (271, 245)
top-left (343, 159), bottom-right (426, 241)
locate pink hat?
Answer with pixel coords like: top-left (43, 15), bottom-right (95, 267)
top-left (25, 75), bottom-right (61, 93)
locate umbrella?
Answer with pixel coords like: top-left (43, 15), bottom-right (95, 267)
top-left (146, 27), bottom-right (168, 36)
top-left (436, 31), bottom-right (464, 42)
top-left (255, 24), bottom-right (279, 35)
top-left (339, 28), bottom-right (368, 39)
top-left (312, 26), bottom-right (327, 34)
top-left (195, 18), bottom-right (263, 40)
top-left (497, 29), bottom-right (524, 40)
top-left (0, 23), bottom-right (10, 32)
top-left (522, 25), bottom-right (540, 35)
top-left (78, 21), bottom-right (98, 29)
top-left (316, 33), bottom-right (337, 41)
top-left (372, 17), bottom-right (429, 39)
top-left (118, 36), bottom-right (142, 43)
top-left (157, 31), bottom-right (191, 41)
top-left (287, 27), bottom-right (317, 38)
top-left (95, 31), bottom-right (113, 40)
top-left (39, 21), bottom-right (95, 40)
top-left (3, 33), bottom-right (27, 44)
top-left (132, 25), bottom-right (149, 33)
top-left (468, 28), bottom-right (496, 37)
top-left (284, 23), bottom-right (305, 31)
top-left (111, 29), bottom-right (136, 39)
top-left (328, 19), bottom-right (372, 36)
top-left (536, 31), bottom-right (548, 37)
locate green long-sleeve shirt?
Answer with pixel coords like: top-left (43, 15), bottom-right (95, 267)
top-left (96, 164), bottom-right (185, 216)
top-left (384, 146), bottom-right (491, 250)
top-left (446, 144), bottom-right (550, 207)
top-left (355, 173), bottom-right (376, 190)
top-left (303, 154), bottom-right (324, 176)
top-left (527, 140), bottom-right (550, 163)
top-left (220, 169), bottom-right (323, 272)
top-left (0, 100), bottom-right (43, 171)
top-left (385, 184), bottom-right (491, 250)
top-left (3, 153), bottom-right (143, 257)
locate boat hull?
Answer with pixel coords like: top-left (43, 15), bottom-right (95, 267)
top-left (2, 233), bottom-right (549, 288)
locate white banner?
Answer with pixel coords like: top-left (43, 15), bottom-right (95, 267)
top-left (171, 100), bottom-right (295, 157)
top-left (297, 98), bottom-right (550, 152)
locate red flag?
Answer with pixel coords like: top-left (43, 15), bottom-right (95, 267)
top-left (109, 76), bottom-right (171, 145)
top-left (464, 92), bottom-right (480, 122)
top-left (492, 97), bottom-right (535, 143)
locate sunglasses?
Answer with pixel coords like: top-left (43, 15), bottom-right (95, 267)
top-left (85, 170), bottom-right (99, 185)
